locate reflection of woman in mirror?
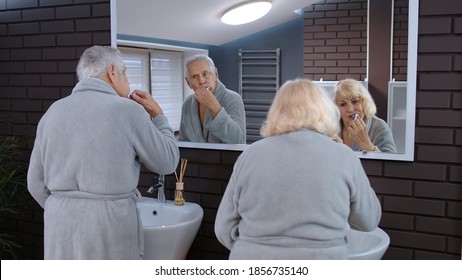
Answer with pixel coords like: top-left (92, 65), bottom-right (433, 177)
top-left (333, 79), bottom-right (397, 153)
top-left (215, 78), bottom-right (381, 259)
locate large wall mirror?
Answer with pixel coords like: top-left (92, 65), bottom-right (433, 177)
top-left (110, 0), bottom-right (418, 161)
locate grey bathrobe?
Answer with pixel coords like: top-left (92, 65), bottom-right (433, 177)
top-left (178, 80), bottom-right (246, 144)
top-left (215, 129), bottom-right (381, 259)
top-left (347, 116), bottom-right (397, 153)
top-left (27, 77), bottom-right (179, 259)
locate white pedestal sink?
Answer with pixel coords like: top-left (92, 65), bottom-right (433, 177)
top-left (346, 227), bottom-right (390, 260)
top-left (137, 197), bottom-right (203, 260)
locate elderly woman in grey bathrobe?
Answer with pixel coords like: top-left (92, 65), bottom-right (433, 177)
top-left (215, 78), bottom-right (381, 259)
top-left (333, 78), bottom-right (397, 153)
top-left (27, 46), bottom-right (180, 259)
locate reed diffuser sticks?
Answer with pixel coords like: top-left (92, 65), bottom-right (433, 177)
top-left (175, 158), bottom-right (188, 184)
top-left (174, 158), bottom-right (187, 206)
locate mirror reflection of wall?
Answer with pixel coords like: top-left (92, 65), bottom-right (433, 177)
top-left (388, 0), bottom-right (409, 153)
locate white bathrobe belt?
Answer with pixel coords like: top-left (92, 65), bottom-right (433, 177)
top-left (50, 190), bottom-right (144, 257)
top-left (50, 190), bottom-right (139, 200)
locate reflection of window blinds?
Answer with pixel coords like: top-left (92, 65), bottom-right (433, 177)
top-left (150, 50), bottom-right (183, 132)
top-left (119, 47), bottom-right (183, 132)
top-left (119, 47), bottom-right (150, 92)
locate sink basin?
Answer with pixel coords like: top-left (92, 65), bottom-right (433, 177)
top-left (137, 197), bottom-right (203, 259)
top-left (346, 227), bottom-right (390, 260)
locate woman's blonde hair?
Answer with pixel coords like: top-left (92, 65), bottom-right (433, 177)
top-left (333, 79), bottom-right (377, 118)
top-left (260, 78), bottom-right (340, 138)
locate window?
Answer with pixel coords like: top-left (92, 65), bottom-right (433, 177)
top-left (120, 47), bottom-right (150, 91)
top-left (150, 50), bottom-right (183, 132)
top-left (119, 47), bottom-right (184, 132)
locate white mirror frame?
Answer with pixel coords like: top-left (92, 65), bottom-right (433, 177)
top-left (360, 0), bottom-right (417, 161)
top-left (110, 0), bottom-right (418, 161)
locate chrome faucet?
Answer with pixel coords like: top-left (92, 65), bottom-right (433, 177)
top-left (147, 174), bottom-right (166, 203)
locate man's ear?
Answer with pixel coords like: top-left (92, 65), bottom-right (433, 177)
top-left (106, 64), bottom-right (117, 83)
top-left (185, 77), bottom-right (193, 89)
top-left (215, 68), bottom-right (219, 79)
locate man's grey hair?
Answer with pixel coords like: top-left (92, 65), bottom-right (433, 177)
top-left (185, 54), bottom-right (216, 77)
top-left (76, 46), bottom-right (125, 81)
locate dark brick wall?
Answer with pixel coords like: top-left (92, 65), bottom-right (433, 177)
top-left (405, 0), bottom-right (462, 260)
top-left (303, 0), bottom-right (368, 82)
top-left (302, 0), bottom-right (409, 82)
top-left (0, 0), bottom-right (111, 259)
top-left (393, 0), bottom-right (409, 81)
top-left (1, 0), bottom-right (461, 260)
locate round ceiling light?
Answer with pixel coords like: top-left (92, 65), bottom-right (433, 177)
top-left (221, 1), bottom-right (273, 25)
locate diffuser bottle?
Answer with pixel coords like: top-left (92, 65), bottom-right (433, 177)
top-left (174, 182), bottom-right (185, 206)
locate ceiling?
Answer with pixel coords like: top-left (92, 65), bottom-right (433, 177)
top-left (116, 0), bottom-right (318, 46)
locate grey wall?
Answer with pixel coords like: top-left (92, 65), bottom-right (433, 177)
top-left (209, 17), bottom-right (304, 92)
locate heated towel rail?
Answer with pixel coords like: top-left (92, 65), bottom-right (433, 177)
top-left (239, 49), bottom-right (280, 143)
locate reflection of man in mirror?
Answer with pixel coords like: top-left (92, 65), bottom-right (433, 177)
top-left (333, 79), bottom-right (397, 153)
top-left (179, 55), bottom-right (246, 144)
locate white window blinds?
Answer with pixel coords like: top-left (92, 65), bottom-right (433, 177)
top-left (150, 50), bottom-right (183, 132)
top-left (119, 47), bottom-right (183, 132)
top-left (119, 47), bottom-right (150, 92)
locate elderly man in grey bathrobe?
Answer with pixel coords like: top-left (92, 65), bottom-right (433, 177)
top-left (27, 46), bottom-right (180, 259)
top-left (179, 55), bottom-right (246, 144)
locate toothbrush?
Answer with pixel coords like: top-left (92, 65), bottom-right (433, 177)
top-left (349, 113), bottom-right (358, 137)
